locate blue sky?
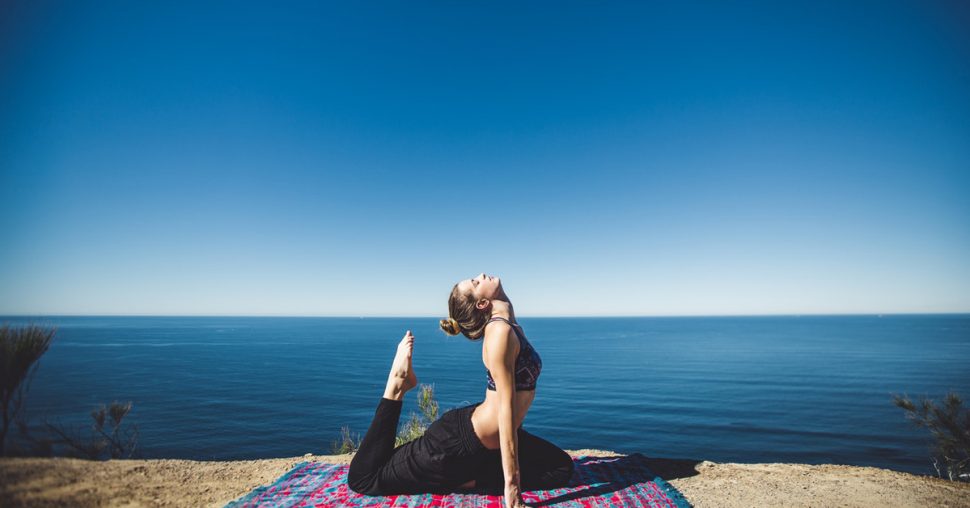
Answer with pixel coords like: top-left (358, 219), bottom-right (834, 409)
top-left (1, 1), bottom-right (968, 316)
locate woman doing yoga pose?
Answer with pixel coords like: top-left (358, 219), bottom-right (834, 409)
top-left (347, 273), bottom-right (573, 507)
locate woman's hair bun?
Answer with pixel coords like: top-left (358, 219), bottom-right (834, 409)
top-left (439, 317), bottom-right (462, 336)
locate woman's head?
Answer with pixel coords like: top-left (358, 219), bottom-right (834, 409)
top-left (439, 273), bottom-right (503, 340)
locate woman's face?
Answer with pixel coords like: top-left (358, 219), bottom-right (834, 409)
top-left (458, 273), bottom-right (502, 303)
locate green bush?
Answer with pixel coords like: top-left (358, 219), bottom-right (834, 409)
top-left (395, 384), bottom-right (439, 447)
top-left (893, 392), bottom-right (970, 482)
top-left (331, 426), bottom-right (361, 455)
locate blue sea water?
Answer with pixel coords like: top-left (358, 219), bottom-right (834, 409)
top-left (2, 315), bottom-right (968, 476)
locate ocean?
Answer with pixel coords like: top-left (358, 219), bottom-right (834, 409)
top-left (3, 315), bottom-right (967, 476)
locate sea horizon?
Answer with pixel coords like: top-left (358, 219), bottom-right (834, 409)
top-left (5, 312), bottom-right (969, 319)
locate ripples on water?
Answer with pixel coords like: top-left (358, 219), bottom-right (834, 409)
top-left (5, 314), bottom-right (968, 475)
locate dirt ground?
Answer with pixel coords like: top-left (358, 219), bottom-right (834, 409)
top-left (1, 449), bottom-right (968, 507)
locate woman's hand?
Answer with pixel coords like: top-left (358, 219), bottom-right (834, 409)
top-left (505, 483), bottom-right (528, 507)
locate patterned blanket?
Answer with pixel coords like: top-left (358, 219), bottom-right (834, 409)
top-left (226, 454), bottom-right (691, 507)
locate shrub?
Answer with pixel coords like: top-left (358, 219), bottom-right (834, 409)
top-left (395, 384), bottom-right (439, 447)
top-left (331, 426), bottom-right (361, 455)
top-left (0, 324), bottom-right (56, 456)
top-left (893, 392), bottom-right (970, 482)
top-left (45, 401), bottom-right (140, 459)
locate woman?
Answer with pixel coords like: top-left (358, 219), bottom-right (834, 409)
top-left (347, 273), bottom-right (574, 507)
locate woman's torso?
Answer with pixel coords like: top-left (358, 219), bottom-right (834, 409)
top-left (469, 316), bottom-right (537, 450)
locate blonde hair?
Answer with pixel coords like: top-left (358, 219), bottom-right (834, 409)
top-left (439, 317), bottom-right (462, 336)
top-left (439, 282), bottom-right (490, 340)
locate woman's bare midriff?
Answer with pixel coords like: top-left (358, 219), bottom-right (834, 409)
top-left (472, 318), bottom-right (535, 450)
top-left (470, 389), bottom-right (535, 450)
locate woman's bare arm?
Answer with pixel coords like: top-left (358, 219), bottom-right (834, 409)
top-left (484, 322), bottom-right (524, 505)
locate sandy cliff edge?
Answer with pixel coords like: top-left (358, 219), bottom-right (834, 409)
top-left (2, 449), bottom-right (968, 508)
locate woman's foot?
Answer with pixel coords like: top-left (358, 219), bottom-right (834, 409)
top-left (383, 330), bottom-right (418, 401)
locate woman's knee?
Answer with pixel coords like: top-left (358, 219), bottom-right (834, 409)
top-left (546, 450), bottom-right (575, 484)
top-left (522, 451), bottom-right (574, 489)
top-left (347, 466), bottom-right (379, 495)
top-left (554, 453), bottom-right (575, 483)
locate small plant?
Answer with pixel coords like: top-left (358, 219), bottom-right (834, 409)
top-left (395, 384), bottom-right (439, 447)
top-left (893, 392), bottom-right (970, 482)
top-left (46, 401), bottom-right (139, 460)
top-left (395, 411), bottom-right (426, 447)
top-left (331, 426), bottom-right (362, 455)
top-left (0, 323), bottom-right (56, 456)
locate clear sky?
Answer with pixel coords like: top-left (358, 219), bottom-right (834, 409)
top-left (1, 1), bottom-right (968, 316)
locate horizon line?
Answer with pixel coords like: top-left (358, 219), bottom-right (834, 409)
top-left (1, 311), bottom-right (968, 319)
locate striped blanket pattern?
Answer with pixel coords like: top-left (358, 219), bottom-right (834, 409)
top-left (227, 453), bottom-right (691, 507)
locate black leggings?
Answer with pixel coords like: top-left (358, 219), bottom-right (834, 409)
top-left (347, 398), bottom-right (574, 496)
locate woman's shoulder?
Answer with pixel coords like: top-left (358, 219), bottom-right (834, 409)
top-left (482, 319), bottom-right (520, 353)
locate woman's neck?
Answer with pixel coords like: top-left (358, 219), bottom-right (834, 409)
top-left (490, 300), bottom-right (515, 322)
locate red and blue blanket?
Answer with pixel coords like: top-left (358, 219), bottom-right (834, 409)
top-left (227, 454), bottom-right (691, 507)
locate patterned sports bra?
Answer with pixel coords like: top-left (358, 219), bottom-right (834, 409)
top-left (484, 316), bottom-right (543, 392)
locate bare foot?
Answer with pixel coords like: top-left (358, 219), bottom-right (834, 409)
top-left (383, 330), bottom-right (418, 401)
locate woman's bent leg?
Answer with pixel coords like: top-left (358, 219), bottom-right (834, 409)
top-left (347, 397), bottom-right (403, 494)
top-left (349, 331), bottom-right (419, 494)
top-left (518, 429), bottom-right (574, 490)
top-left (473, 429), bottom-right (574, 494)
top-left (349, 403), bottom-right (485, 496)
